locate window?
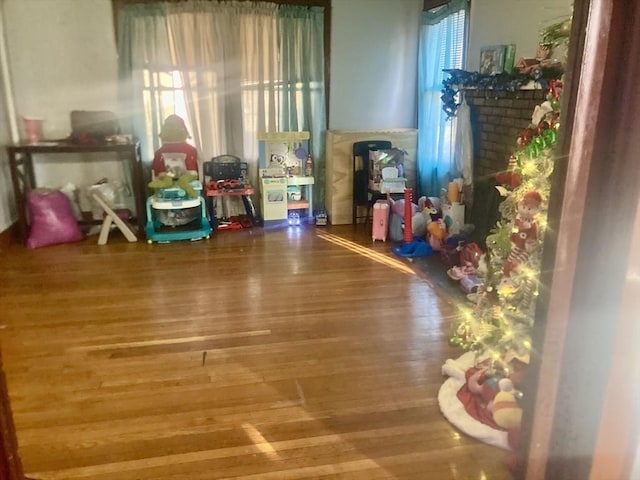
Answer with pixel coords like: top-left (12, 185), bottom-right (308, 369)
top-left (416, 1), bottom-right (468, 196)
top-left (142, 70), bottom-right (193, 151)
top-left (141, 68), bottom-right (311, 160)
top-left (118, 1), bottom-right (328, 205)
top-left (119, 2), bottom-right (327, 159)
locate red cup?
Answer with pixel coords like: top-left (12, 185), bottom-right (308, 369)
top-left (23, 117), bottom-right (43, 144)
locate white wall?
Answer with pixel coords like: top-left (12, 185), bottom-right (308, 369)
top-left (467, 0), bottom-right (573, 71)
top-left (3, 0), bottom-right (570, 232)
top-left (4, 0), bottom-right (119, 139)
top-left (329, 0), bottom-right (422, 130)
top-left (0, 0), bottom-right (130, 231)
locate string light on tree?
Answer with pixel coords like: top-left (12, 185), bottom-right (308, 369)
top-left (450, 79), bottom-right (563, 369)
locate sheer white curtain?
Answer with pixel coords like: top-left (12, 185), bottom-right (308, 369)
top-left (166, 1), bottom-right (278, 188)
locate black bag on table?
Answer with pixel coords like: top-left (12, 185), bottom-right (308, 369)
top-left (70, 110), bottom-right (120, 144)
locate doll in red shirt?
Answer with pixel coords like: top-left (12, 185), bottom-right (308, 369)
top-left (152, 115), bottom-right (198, 177)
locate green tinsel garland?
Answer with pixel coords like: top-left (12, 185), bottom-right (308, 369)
top-left (441, 67), bottom-right (564, 118)
top-left (541, 17), bottom-right (572, 50)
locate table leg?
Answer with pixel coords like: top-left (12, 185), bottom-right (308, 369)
top-left (128, 144), bottom-right (145, 236)
top-left (8, 152), bottom-right (27, 243)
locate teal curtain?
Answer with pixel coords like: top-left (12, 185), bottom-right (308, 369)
top-left (278, 5), bottom-right (327, 208)
top-left (416, 2), bottom-right (467, 197)
top-left (117, 4), bottom-right (172, 162)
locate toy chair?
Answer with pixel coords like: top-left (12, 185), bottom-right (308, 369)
top-left (352, 140), bottom-right (392, 225)
top-left (91, 192), bottom-right (137, 245)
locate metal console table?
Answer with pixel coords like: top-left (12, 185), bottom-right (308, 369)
top-left (6, 141), bottom-right (144, 244)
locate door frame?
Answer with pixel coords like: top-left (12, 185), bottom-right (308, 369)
top-left (0, 348), bottom-right (25, 480)
top-left (520, 0), bottom-right (640, 478)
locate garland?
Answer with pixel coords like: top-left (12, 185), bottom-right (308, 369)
top-left (441, 67), bottom-right (564, 118)
top-left (512, 80), bottom-right (562, 163)
top-left (541, 17), bottom-right (572, 50)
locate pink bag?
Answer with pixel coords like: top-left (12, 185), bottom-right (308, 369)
top-left (27, 189), bottom-right (84, 248)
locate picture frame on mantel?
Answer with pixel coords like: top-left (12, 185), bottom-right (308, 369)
top-left (479, 45), bottom-right (506, 75)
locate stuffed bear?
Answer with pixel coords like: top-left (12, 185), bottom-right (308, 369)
top-left (491, 378), bottom-right (523, 430)
top-left (390, 196), bottom-right (432, 238)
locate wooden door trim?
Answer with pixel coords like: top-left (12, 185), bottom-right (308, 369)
top-left (519, 0), bottom-right (595, 476)
top-left (589, 195), bottom-right (640, 479)
top-left (522, 0), bottom-right (640, 478)
top-left (0, 348), bottom-right (25, 480)
top-left (588, 1), bottom-right (640, 476)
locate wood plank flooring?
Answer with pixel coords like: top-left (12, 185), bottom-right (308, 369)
top-left (0, 225), bottom-right (512, 479)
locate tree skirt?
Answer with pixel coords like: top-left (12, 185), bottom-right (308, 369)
top-left (438, 351), bottom-right (509, 450)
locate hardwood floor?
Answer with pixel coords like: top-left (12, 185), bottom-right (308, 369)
top-left (0, 225), bottom-right (512, 479)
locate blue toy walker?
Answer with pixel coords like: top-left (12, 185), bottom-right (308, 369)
top-left (145, 180), bottom-right (211, 243)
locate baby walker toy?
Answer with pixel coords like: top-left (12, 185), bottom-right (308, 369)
top-left (145, 115), bottom-right (211, 243)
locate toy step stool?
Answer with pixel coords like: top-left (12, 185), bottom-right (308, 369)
top-left (91, 192), bottom-right (137, 245)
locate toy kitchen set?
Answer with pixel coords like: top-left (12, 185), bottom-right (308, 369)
top-left (258, 131), bottom-right (315, 226)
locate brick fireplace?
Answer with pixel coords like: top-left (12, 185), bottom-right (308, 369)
top-left (463, 88), bottom-right (548, 247)
top-left (466, 89), bottom-right (548, 180)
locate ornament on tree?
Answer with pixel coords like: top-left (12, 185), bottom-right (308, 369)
top-left (503, 192), bottom-right (542, 277)
top-left (532, 101), bottom-right (554, 126)
top-left (496, 155), bottom-right (522, 188)
top-left (537, 121), bottom-right (549, 135)
top-left (518, 277), bottom-right (536, 311)
top-left (497, 277), bottom-right (519, 298)
top-left (548, 79), bottom-right (563, 101)
top-left (517, 128), bottom-right (534, 148)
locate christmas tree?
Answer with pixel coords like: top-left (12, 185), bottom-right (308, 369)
top-left (450, 80), bottom-right (562, 370)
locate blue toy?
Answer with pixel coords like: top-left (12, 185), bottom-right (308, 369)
top-left (392, 237), bottom-right (433, 258)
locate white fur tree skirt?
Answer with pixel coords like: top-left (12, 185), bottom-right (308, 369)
top-left (439, 351), bottom-right (509, 450)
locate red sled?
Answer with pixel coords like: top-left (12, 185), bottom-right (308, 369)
top-left (372, 200), bottom-right (390, 242)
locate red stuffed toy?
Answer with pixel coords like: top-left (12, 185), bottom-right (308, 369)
top-left (503, 191), bottom-right (542, 277)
